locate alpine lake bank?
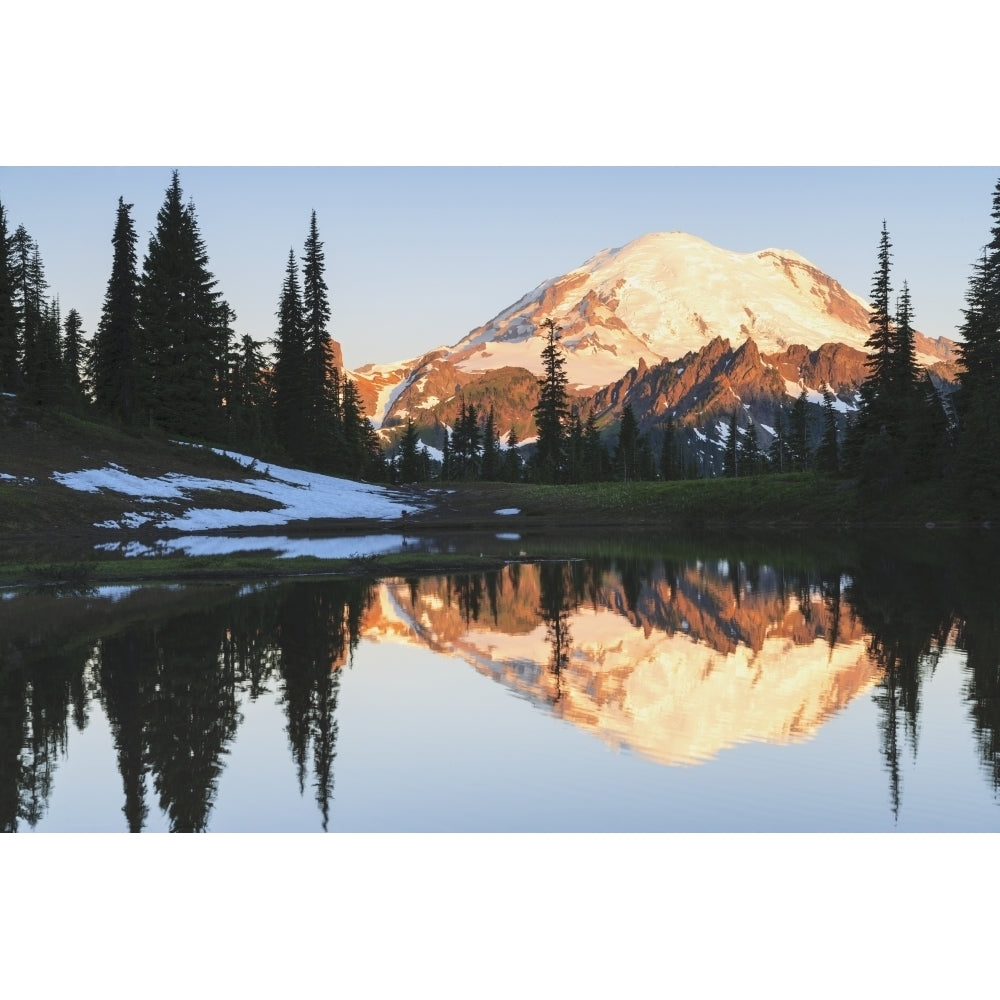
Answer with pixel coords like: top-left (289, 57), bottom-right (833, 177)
top-left (0, 410), bottom-right (990, 590)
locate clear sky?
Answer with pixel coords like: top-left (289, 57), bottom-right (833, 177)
top-left (2, 166), bottom-right (998, 370)
top-left (6, 7), bottom-right (999, 373)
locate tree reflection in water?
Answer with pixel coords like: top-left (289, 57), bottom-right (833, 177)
top-left (2, 532), bottom-right (1000, 830)
top-left (539, 562), bottom-right (574, 706)
top-left (0, 579), bottom-right (371, 831)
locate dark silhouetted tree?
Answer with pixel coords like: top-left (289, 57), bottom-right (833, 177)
top-left (816, 388), bottom-right (840, 475)
top-left (955, 178), bottom-right (1000, 512)
top-left (531, 318), bottom-right (569, 482)
top-left (90, 197), bottom-right (141, 423)
top-left (137, 171), bottom-right (232, 438)
top-left (0, 199), bottom-right (19, 392)
top-left (272, 248), bottom-right (308, 461)
top-left (61, 307), bottom-right (86, 407)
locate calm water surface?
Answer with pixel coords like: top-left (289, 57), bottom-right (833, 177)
top-left (3, 529), bottom-right (999, 832)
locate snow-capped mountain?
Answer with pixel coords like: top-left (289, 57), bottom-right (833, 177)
top-left (347, 231), bottom-right (958, 442)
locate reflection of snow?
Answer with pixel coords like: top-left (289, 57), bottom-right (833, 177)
top-left (99, 534), bottom-right (408, 560)
top-left (377, 570), bottom-right (881, 770)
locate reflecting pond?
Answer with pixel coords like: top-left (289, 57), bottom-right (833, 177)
top-left (3, 529), bottom-right (1000, 831)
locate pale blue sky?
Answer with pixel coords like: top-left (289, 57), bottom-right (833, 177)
top-left (1, 166), bottom-right (998, 369)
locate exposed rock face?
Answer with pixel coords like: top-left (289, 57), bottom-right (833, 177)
top-left (345, 231), bottom-right (961, 449)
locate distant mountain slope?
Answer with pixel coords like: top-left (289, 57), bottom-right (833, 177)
top-left (346, 231), bottom-right (959, 446)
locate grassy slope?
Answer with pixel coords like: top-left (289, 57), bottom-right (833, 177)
top-left (0, 407), bottom-right (979, 586)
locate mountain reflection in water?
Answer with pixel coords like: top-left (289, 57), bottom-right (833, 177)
top-left (2, 531), bottom-right (999, 831)
top-left (373, 561), bottom-right (879, 766)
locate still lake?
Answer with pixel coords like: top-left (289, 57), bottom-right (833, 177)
top-left (3, 528), bottom-right (999, 832)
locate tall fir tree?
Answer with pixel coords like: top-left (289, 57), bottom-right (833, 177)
top-left (739, 418), bottom-right (764, 476)
top-left (582, 412), bottom-right (605, 482)
top-left (723, 410), bottom-right (740, 478)
top-left (816, 388), bottom-right (840, 475)
top-left (229, 333), bottom-right (274, 453)
top-left (659, 415), bottom-right (679, 480)
top-left (301, 211), bottom-right (337, 466)
top-left (90, 197), bottom-right (140, 423)
top-left (10, 229), bottom-right (43, 402)
top-left (481, 405), bottom-right (500, 480)
top-left (0, 199), bottom-right (19, 392)
top-left (398, 417), bottom-right (421, 482)
top-left (615, 403), bottom-right (641, 481)
top-left (31, 291), bottom-right (63, 407)
top-left (272, 248), bottom-right (308, 461)
top-left (768, 406), bottom-right (791, 473)
top-left (137, 171), bottom-right (231, 438)
top-left (61, 308), bottom-right (86, 406)
top-left (531, 318), bottom-right (569, 483)
top-left (955, 178), bottom-right (1000, 511)
top-left (862, 221), bottom-right (895, 418)
top-left (502, 426), bottom-right (522, 482)
top-left (789, 390), bottom-right (811, 471)
top-left (891, 281), bottom-right (921, 399)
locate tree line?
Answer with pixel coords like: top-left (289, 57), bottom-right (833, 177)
top-left (502, 178), bottom-right (1000, 510)
top-left (0, 171), bottom-right (384, 481)
top-left (5, 173), bottom-right (1000, 506)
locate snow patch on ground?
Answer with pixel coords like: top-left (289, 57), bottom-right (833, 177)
top-left (494, 508), bottom-right (521, 515)
top-left (53, 447), bottom-right (423, 532)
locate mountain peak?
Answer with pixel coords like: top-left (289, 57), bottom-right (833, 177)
top-left (349, 230), bottom-right (954, 432)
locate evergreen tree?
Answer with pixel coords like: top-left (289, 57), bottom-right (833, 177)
top-left (816, 388), bottom-right (840, 475)
top-left (31, 291), bottom-right (63, 407)
top-left (615, 403), bottom-right (641, 481)
top-left (862, 221), bottom-right (895, 421)
top-left (399, 417), bottom-right (421, 482)
top-left (137, 171), bottom-right (231, 438)
top-left (481, 405), bottom-right (500, 480)
top-left (955, 178), bottom-right (1000, 511)
top-left (789, 390), bottom-right (811, 471)
top-left (738, 417), bottom-right (764, 476)
top-left (11, 231), bottom-right (46, 405)
top-left (440, 427), bottom-right (452, 480)
top-left (891, 281), bottom-right (921, 400)
top-left (339, 372), bottom-right (372, 479)
top-left (723, 410), bottom-right (740, 478)
top-left (272, 248), bottom-right (308, 461)
top-left (956, 180), bottom-right (1000, 407)
top-left (659, 415), bottom-right (679, 480)
top-left (229, 333), bottom-right (274, 452)
top-left (531, 318), bottom-right (569, 483)
top-left (582, 412), bottom-right (605, 482)
top-left (61, 308), bottom-right (86, 405)
top-left (566, 411), bottom-right (584, 483)
top-left (0, 199), bottom-right (19, 393)
top-left (851, 223), bottom-right (935, 485)
top-left (905, 372), bottom-right (951, 482)
top-left (768, 406), bottom-right (792, 473)
top-left (90, 197), bottom-right (140, 423)
top-left (458, 401), bottom-right (481, 479)
top-left (9, 226), bottom-right (34, 393)
top-left (301, 211), bottom-right (336, 465)
top-left (502, 426), bottom-right (522, 482)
